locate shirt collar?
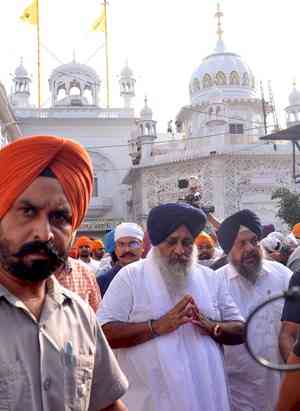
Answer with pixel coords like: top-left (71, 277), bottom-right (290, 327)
top-left (0, 275), bottom-right (71, 306)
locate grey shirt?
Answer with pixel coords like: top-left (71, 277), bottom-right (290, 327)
top-left (0, 276), bottom-right (128, 411)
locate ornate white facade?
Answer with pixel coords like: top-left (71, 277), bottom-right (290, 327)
top-left (7, 58), bottom-right (147, 235)
top-left (3, 4), bottom-right (300, 234)
top-left (124, 6), bottom-right (299, 231)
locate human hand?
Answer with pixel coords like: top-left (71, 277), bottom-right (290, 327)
top-left (152, 295), bottom-right (196, 336)
top-left (191, 305), bottom-right (214, 336)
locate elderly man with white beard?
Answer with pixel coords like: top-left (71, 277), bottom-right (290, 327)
top-left (216, 209), bottom-right (292, 411)
top-left (97, 203), bottom-right (245, 411)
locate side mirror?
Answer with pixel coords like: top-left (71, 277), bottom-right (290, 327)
top-left (245, 286), bottom-right (300, 371)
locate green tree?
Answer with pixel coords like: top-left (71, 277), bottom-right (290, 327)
top-left (272, 187), bottom-right (300, 228)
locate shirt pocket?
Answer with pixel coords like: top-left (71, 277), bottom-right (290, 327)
top-left (0, 360), bottom-right (32, 411)
top-left (63, 354), bottom-right (94, 411)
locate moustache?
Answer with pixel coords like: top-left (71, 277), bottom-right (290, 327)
top-left (120, 252), bottom-right (136, 258)
top-left (14, 240), bottom-right (65, 265)
top-left (242, 251), bottom-right (259, 261)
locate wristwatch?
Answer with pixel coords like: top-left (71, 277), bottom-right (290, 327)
top-left (213, 323), bottom-right (222, 338)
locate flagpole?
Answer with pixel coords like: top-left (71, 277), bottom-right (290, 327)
top-left (36, 0), bottom-right (41, 109)
top-left (104, 0), bottom-right (110, 108)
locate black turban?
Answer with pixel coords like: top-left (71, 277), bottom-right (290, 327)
top-left (217, 209), bottom-right (262, 254)
top-left (147, 203), bottom-right (207, 246)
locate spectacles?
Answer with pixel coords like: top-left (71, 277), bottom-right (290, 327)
top-left (116, 240), bottom-right (142, 250)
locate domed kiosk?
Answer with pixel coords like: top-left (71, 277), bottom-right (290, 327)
top-left (48, 58), bottom-right (101, 107)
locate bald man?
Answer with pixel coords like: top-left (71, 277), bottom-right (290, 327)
top-left (0, 136), bottom-right (127, 411)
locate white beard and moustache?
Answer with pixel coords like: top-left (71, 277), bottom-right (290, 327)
top-left (152, 245), bottom-right (198, 302)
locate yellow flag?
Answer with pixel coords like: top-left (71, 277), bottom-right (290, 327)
top-left (91, 7), bottom-right (106, 32)
top-left (20, 0), bottom-right (38, 25)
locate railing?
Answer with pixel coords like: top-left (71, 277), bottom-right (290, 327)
top-left (14, 107), bottom-right (135, 119)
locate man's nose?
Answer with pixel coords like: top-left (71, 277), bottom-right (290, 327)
top-left (244, 241), bottom-right (256, 253)
top-left (33, 217), bottom-right (54, 243)
top-left (174, 241), bottom-right (185, 255)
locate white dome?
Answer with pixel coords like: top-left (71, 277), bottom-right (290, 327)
top-left (140, 97), bottom-right (153, 119)
top-left (189, 40), bottom-right (256, 105)
top-left (15, 62), bottom-right (29, 78)
top-left (289, 84), bottom-right (300, 106)
top-left (120, 64), bottom-right (133, 78)
top-left (49, 61), bottom-right (100, 84)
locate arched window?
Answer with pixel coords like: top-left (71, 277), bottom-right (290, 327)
top-left (242, 73), bottom-right (249, 86)
top-left (83, 88), bottom-right (93, 104)
top-left (192, 78), bottom-right (200, 92)
top-left (203, 74), bottom-right (213, 88)
top-left (230, 71), bottom-right (240, 85)
top-left (70, 86), bottom-right (81, 95)
top-left (215, 71), bottom-right (226, 86)
top-left (57, 87), bottom-right (66, 100)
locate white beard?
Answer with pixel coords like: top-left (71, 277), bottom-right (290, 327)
top-left (151, 246), bottom-right (198, 302)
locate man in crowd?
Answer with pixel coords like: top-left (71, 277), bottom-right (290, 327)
top-left (276, 334), bottom-right (300, 410)
top-left (76, 235), bottom-right (100, 273)
top-left (98, 203), bottom-right (245, 411)
top-left (56, 256), bottom-right (101, 312)
top-left (0, 135), bottom-right (128, 411)
top-left (194, 231), bottom-right (221, 267)
top-left (216, 209), bottom-right (292, 411)
top-left (279, 269), bottom-right (300, 361)
top-left (97, 222), bottom-right (144, 296)
top-left (93, 239), bottom-right (105, 261)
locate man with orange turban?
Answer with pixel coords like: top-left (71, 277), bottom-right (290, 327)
top-left (76, 235), bottom-right (100, 273)
top-left (194, 231), bottom-right (221, 267)
top-left (93, 239), bottom-right (105, 261)
top-left (0, 135), bottom-right (128, 411)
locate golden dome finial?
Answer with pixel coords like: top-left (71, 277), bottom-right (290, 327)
top-left (215, 3), bottom-right (224, 41)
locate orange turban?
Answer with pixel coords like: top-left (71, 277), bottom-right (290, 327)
top-left (194, 232), bottom-right (214, 247)
top-left (76, 236), bottom-right (93, 249)
top-left (92, 239), bottom-right (104, 252)
top-left (0, 135), bottom-right (93, 229)
top-left (292, 223), bottom-right (300, 238)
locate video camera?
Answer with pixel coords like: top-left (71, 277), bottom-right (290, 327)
top-left (177, 176), bottom-right (215, 215)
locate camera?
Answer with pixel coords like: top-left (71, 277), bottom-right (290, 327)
top-left (177, 177), bottom-right (215, 214)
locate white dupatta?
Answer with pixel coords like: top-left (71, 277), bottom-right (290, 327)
top-left (138, 252), bottom-right (231, 411)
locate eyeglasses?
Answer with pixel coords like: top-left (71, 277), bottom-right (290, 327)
top-left (116, 240), bottom-right (142, 250)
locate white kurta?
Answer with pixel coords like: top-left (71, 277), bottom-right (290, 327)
top-left (97, 253), bottom-right (243, 411)
top-left (217, 260), bottom-right (292, 411)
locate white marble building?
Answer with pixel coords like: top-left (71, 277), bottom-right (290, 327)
top-left (3, 5), bottom-right (300, 235)
top-left (124, 7), bottom-right (300, 230)
top-left (8, 58), bottom-right (142, 236)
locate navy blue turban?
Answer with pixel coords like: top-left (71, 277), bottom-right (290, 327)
top-left (147, 203), bottom-right (207, 246)
top-left (217, 209), bottom-right (262, 254)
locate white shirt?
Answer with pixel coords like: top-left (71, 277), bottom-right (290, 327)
top-left (97, 253), bottom-right (243, 411)
top-left (79, 257), bottom-right (99, 274)
top-left (217, 260), bottom-right (292, 411)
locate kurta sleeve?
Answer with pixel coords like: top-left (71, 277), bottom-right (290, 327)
top-left (217, 273), bottom-right (244, 322)
top-left (96, 267), bottom-right (134, 325)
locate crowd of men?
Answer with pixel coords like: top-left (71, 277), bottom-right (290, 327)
top-left (1, 134), bottom-right (300, 410)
